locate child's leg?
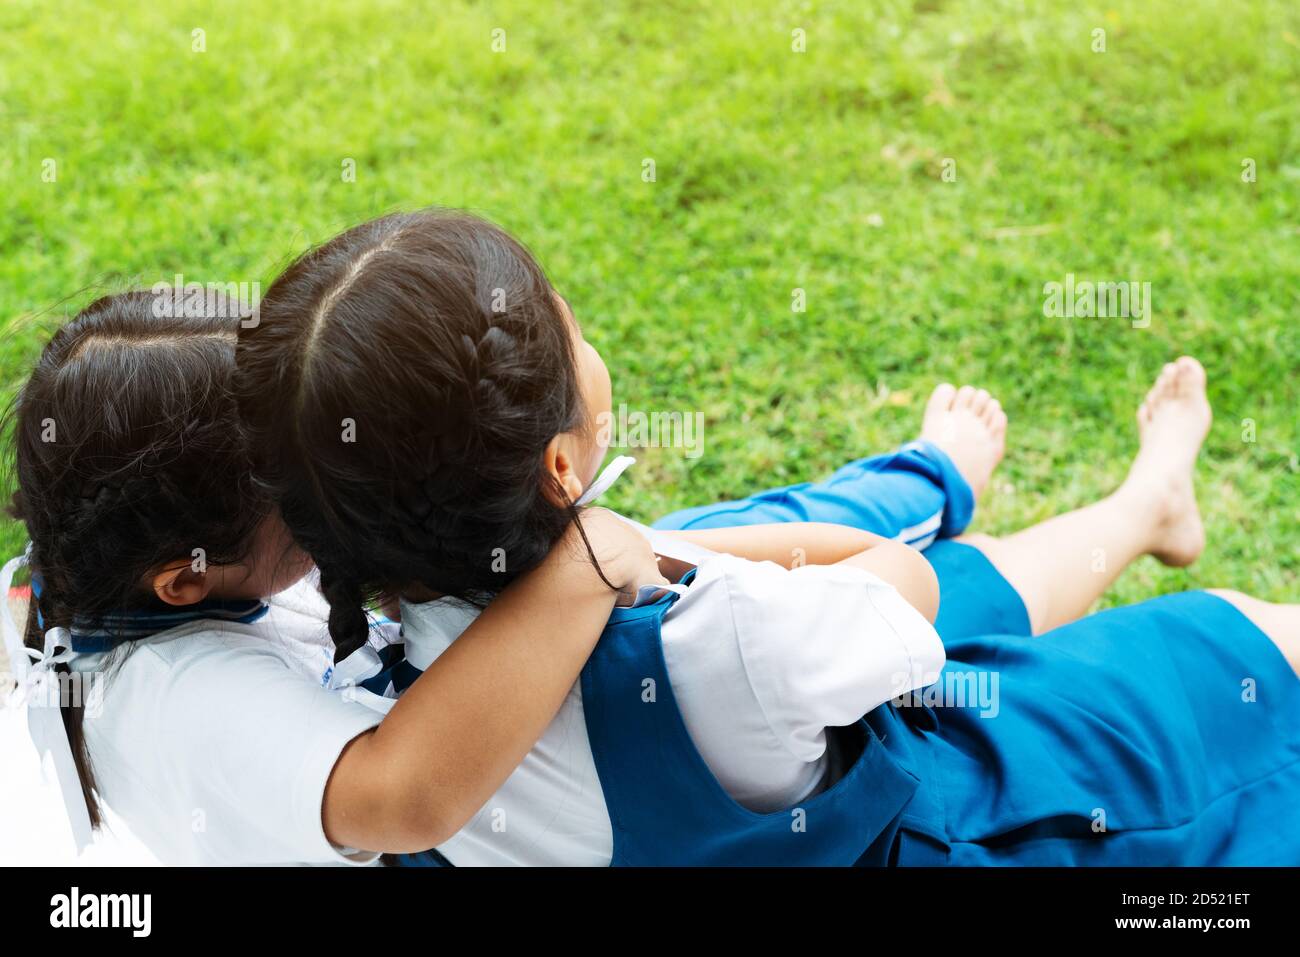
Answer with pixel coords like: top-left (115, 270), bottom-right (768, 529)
top-left (956, 357), bottom-right (1211, 634)
top-left (654, 384), bottom-right (1006, 547)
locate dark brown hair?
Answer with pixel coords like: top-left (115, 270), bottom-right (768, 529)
top-left (236, 209), bottom-right (590, 662)
top-left (6, 290), bottom-right (269, 825)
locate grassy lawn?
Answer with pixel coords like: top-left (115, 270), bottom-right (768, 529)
top-left (0, 0), bottom-right (1296, 610)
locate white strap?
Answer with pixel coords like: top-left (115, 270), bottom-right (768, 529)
top-left (575, 455), bottom-right (637, 506)
top-left (1, 548), bottom-right (96, 853)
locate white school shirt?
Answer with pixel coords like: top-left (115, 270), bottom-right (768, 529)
top-left (70, 578), bottom-right (395, 866)
top-left (409, 526), bottom-right (945, 867)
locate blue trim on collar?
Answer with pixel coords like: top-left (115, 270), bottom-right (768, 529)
top-left (68, 598), bottom-right (270, 653)
top-left (32, 570), bottom-right (270, 653)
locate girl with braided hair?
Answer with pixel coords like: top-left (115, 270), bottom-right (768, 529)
top-left (239, 207), bottom-right (1300, 867)
top-left (3, 290), bottom-right (665, 864)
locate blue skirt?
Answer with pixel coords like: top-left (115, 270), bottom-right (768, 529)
top-left (903, 541), bottom-right (1300, 865)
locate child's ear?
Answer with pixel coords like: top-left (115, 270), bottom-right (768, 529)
top-left (149, 561), bottom-right (217, 607)
top-left (542, 433), bottom-right (586, 507)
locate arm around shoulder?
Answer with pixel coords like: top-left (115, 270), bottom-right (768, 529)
top-left (323, 508), bottom-right (665, 853)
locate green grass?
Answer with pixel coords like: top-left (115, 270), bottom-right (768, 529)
top-left (0, 0), bottom-right (1296, 608)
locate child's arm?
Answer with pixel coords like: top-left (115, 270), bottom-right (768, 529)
top-left (323, 509), bottom-right (663, 854)
top-left (666, 523), bottom-right (887, 568)
top-left (834, 543), bottom-right (940, 623)
top-left (662, 523), bottom-right (939, 622)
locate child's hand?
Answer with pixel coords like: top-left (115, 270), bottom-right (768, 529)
top-left (573, 507), bottom-right (669, 606)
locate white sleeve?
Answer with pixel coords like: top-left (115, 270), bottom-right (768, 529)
top-left (687, 555), bottom-right (945, 762)
top-left (149, 644), bottom-right (386, 865)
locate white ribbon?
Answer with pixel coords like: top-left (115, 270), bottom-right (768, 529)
top-left (573, 456), bottom-right (719, 605)
top-left (575, 455), bottom-right (637, 507)
top-left (1, 550), bottom-right (96, 854)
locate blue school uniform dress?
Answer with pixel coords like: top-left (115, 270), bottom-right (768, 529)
top-left (399, 444), bottom-right (1300, 866)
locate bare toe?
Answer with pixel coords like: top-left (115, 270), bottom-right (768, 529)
top-left (992, 409), bottom-right (1008, 436)
top-left (982, 397), bottom-right (1001, 425)
top-left (1173, 355), bottom-right (1207, 393)
top-left (926, 382), bottom-right (957, 415)
top-left (918, 382), bottom-right (1008, 500)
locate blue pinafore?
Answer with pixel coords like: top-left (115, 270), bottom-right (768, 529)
top-left (580, 578), bottom-right (931, 865)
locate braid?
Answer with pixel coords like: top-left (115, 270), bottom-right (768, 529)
top-left (318, 565), bottom-right (370, 663)
top-left (21, 545), bottom-right (57, 649)
top-left (388, 317), bottom-right (577, 589)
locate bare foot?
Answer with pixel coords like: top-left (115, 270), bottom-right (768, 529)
top-left (918, 383), bottom-right (1007, 499)
top-left (1118, 356), bottom-right (1211, 567)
